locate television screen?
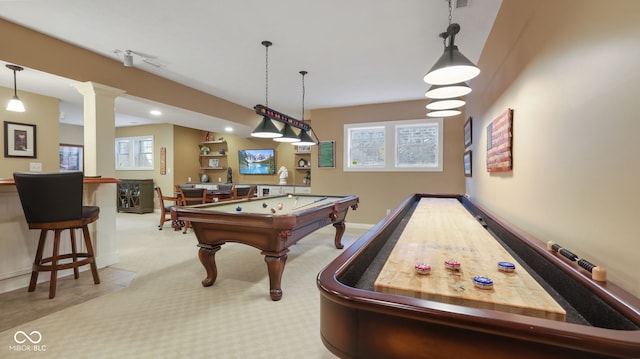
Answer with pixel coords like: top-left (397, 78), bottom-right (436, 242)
top-left (238, 149), bottom-right (276, 175)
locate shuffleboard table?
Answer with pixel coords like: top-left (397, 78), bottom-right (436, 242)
top-left (317, 193), bottom-right (640, 358)
top-left (173, 193), bottom-right (358, 301)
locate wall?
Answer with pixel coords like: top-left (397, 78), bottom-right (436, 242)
top-left (311, 100), bottom-right (466, 224)
top-left (0, 87), bottom-right (60, 177)
top-left (216, 131), bottom-right (298, 186)
top-left (466, 0), bottom-right (640, 296)
top-left (59, 123), bottom-right (83, 145)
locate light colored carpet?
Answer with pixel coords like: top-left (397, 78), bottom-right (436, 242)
top-left (1, 212), bottom-right (369, 358)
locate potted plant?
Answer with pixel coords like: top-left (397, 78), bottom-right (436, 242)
top-left (200, 145), bottom-right (210, 155)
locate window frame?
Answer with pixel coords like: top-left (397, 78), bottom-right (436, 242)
top-left (344, 118), bottom-right (443, 172)
top-left (115, 135), bottom-right (154, 170)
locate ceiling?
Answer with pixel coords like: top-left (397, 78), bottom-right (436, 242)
top-left (0, 0), bottom-right (501, 137)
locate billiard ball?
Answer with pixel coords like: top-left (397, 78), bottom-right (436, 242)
top-left (278, 203), bottom-right (284, 210)
top-left (270, 208), bottom-right (276, 213)
top-left (262, 202), bottom-right (268, 208)
top-left (236, 206), bottom-right (242, 212)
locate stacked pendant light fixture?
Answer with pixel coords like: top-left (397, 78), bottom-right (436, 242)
top-left (423, 0), bottom-right (479, 118)
top-left (251, 41), bottom-right (318, 146)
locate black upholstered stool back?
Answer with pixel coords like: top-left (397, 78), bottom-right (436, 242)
top-left (12, 171), bottom-right (100, 299)
top-left (13, 171), bottom-right (84, 224)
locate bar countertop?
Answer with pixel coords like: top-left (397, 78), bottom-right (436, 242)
top-left (0, 177), bottom-right (121, 186)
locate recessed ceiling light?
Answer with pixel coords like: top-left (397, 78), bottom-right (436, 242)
top-left (224, 126), bottom-right (233, 132)
top-left (150, 110), bottom-right (162, 116)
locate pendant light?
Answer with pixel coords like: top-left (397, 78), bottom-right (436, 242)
top-left (427, 109), bottom-right (461, 118)
top-left (251, 41), bottom-right (282, 138)
top-left (273, 67), bottom-right (301, 143)
top-left (295, 71), bottom-right (317, 146)
top-left (426, 98), bottom-right (465, 110)
top-left (425, 82), bottom-right (471, 99)
top-left (273, 123), bottom-right (301, 142)
top-left (423, 1), bottom-right (480, 85)
top-left (6, 64), bottom-right (26, 112)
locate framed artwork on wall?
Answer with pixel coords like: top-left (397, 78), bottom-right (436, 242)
top-left (59, 143), bottom-right (84, 172)
top-left (464, 150), bottom-right (472, 177)
top-left (464, 117), bottom-right (472, 148)
top-left (318, 140), bottom-right (335, 168)
top-left (486, 108), bottom-right (513, 173)
top-left (295, 145), bottom-right (311, 153)
top-left (4, 121), bottom-right (36, 158)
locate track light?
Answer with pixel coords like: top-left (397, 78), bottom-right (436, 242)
top-left (6, 64), bottom-right (25, 112)
top-left (123, 51), bottom-right (134, 67)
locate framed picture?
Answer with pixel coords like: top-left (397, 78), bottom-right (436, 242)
top-left (463, 150), bottom-right (472, 177)
top-left (318, 140), bottom-right (336, 168)
top-left (486, 108), bottom-right (513, 172)
top-left (464, 117), bottom-right (473, 148)
top-left (59, 144), bottom-right (84, 172)
top-left (295, 145), bottom-right (311, 153)
top-left (4, 121), bottom-right (36, 158)
top-left (208, 158), bottom-right (219, 168)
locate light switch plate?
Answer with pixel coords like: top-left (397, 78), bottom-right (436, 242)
top-left (29, 162), bottom-right (43, 172)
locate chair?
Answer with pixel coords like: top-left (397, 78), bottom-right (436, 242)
top-left (155, 186), bottom-right (179, 230)
top-left (176, 187), bottom-right (207, 233)
top-left (13, 172), bottom-right (100, 299)
top-left (235, 184), bottom-right (257, 199)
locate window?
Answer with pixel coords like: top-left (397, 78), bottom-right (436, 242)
top-left (115, 136), bottom-right (154, 170)
top-left (344, 118), bottom-right (442, 172)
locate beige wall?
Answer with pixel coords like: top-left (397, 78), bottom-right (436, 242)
top-left (466, 0), bottom-right (640, 296)
top-left (59, 123), bottom-right (83, 145)
top-left (311, 100), bottom-right (466, 224)
top-left (0, 87), bottom-right (60, 177)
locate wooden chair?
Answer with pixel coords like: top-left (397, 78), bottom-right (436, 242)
top-left (235, 184), bottom-right (257, 199)
top-left (176, 187), bottom-right (207, 233)
top-left (13, 172), bottom-right (101, 299)
top-left (155, 186), bottom-right (179, 230)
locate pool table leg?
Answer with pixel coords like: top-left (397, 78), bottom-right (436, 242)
top-left (333, 221), bottom-right (346, 249)
top-left (263, 251), bottom-right (289, 301)
top-left (198, 243), bottom-right (221, 287)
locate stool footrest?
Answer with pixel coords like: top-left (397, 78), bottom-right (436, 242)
top-left (34, 253), bottom-right (95, 272)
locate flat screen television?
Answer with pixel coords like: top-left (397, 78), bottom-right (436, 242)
top-left (238, 149), bottom-right (276, 175)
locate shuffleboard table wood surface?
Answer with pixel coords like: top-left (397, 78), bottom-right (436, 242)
top-left (374, 198), bottom-right (566, 321)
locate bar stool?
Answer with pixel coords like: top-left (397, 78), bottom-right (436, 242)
top-left (13, 172), bottom-right (101, 299)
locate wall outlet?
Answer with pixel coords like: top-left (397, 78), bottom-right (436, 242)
top-left (386, 209), bottom-right (391, 215)
top-left (29, 162), bottom-right (43, 172)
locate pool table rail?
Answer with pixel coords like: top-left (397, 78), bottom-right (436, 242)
top-left (174, 194), bottom-right (359, 301)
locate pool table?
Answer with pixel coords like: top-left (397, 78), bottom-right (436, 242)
top-left (317, 193), bottom-right (640, 358)
top-left (173, 193), bottom-right (358, 301)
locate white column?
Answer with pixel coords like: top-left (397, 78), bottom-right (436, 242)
top-left (73, 82), bottom-right (126, 268)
